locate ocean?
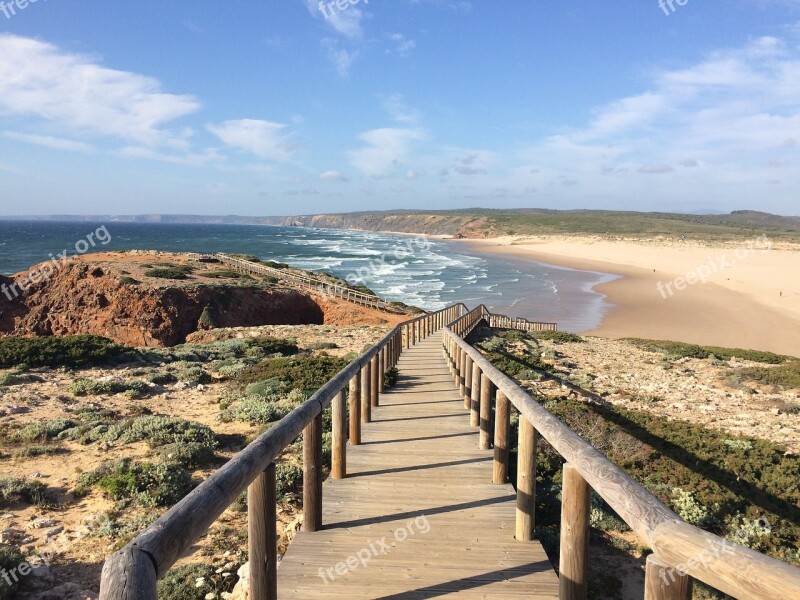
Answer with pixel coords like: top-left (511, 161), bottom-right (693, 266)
top-left (0, 221), bottom-right (617, 332)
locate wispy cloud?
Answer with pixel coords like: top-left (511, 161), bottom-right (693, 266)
top-left (207, 119), bottom-right (296, 161)
top-left (349, 128), bottom-right (426, 177)
top-left (2, 131), bottom-right (94, 153)
top-left (0, 34), bottom-right (199, 148)
top-left (320, 170), bottom-right (349, 181)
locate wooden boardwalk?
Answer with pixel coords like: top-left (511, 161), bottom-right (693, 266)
top-left (278, 335), bottom-right (559, 599)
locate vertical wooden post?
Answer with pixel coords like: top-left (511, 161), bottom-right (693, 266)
top-left (379, 348), bottom-right (385, 394)
top-left (332, 389), bottom-right (346, 479)
top-left (361, 363), bottom-right (371, 423)
top-left (349, 374), bottom-right (361, 446)
top-left (493, 391), bottom-right (510, 484)
top-left (644, 554), bottom-right (692, 600)
top-left (516, 416), bottom-right (536, 542)
top-left (248, 463), bottom-right (277, 600)
top-left (559, 464), bottom-right (590, 600)
top-left (303, 413), bottom-right (323, 532)
top-left (411, 321), bottom-right (416, 346)
top-left (371, 354), bottom-right (380, 407)
top-left (463, 355), bottom-right (473, 410)
top-left (458, 348), bottom-right (466, 391)
top-left (470, 362), bottom-right (481, 427)
top-left (479, 374), bottom-right (492, 450)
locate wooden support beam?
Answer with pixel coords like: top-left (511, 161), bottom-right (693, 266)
top-left (303, 414), bottom-right (323, 532)
top-left (493, 391), bottom-right (510, 484)
top-left (470, 361), bottom-right (481, 427)
top-left (371, 355), bottom-right (380, 407)
top-left (332, 389), bottom-right (346, 479)
top-left (479, 374), bottom-right (492, 450)
top-left (248, 463), bottom-right (277, 600)
top-left (644, 554), bottom-right (692, 600)
top-left (361, 363), bottom-right (371, 423)
top-left (516, 416), bottom-right (536, 542)
top-left (463, 354), bottom-right (473, 410)
top-left (559, 463), bottom-right (590, 600)
top-left (349, 374), bottom-right (361, 446)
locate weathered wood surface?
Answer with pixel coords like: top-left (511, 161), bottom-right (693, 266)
top-left (278, 336), bottom-right (559, 599)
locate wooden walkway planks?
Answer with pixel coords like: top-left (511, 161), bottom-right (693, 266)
top-left (277, 335), bottom-right (559, 599)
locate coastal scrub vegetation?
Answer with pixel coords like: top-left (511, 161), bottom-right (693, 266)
top-left (625, 338), bottom-right (791, 364)
top-left (144, 264), bottom-right (194, 279)
top-left (0, 335), bottom-right (138, 369)
top-left (476, 328), bottom-right (800, 598)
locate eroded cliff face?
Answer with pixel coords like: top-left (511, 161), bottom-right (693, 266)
top-left (0, 254), bottom-right (325, 347)
top-left (276, 213), bottom-right (494, 237)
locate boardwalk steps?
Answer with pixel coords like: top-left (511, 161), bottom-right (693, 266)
top-left (277, 336), bottom-right (559, 598)
top-left (101, 304), bottom-right (800, 600)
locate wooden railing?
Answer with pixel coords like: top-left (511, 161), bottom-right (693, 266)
top-left (486, 313), bottom-right (557, 332)
top-left (443, 306), bottom-right (800, 600)
top-left (198, 253), bottom-right (406, 314)
top-left (99, 304), bottom-right (468, 599)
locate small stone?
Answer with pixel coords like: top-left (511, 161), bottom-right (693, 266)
top-left (26, 518), bottom-right (57, 530)
top-left (45, 526), bottom-right (64, 538)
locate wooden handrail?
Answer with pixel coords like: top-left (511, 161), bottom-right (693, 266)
top-left (199, 253), bottom-right (406, 314)
top-left (443, 314), bottom-right (800, 600)
top-left (100, 303), bottom-right (470, 599)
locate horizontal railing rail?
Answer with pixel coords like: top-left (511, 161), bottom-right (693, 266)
top-left (443, 311), bottom-right (800, 600)
top-left (197, 253), bottom-right (405, 314)
top-left (100, 303), bottom-right (470, 599)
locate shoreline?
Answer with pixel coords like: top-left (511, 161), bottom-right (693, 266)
top-left (457, 237), bottom-right (800, 357)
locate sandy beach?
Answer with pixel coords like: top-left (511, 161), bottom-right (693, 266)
top-left (463, 236), bottom-right (800, 357)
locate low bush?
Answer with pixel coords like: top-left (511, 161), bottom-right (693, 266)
top-left (17, 419), bottom-right (78, 442)
top-left (738, 361), bottom-right (800, 389)
top-left (157, 562), bottom-right (238, 600)
top-left (529, 330), bottom-right (585, 344)
top-left (0, 477), bottom-right (48, 507)
top-left (625, 338), bottom-right (789, 364)
top-left (0, 335), bottom-right (138, 369)
top-left (106, 416), bottom-right (217, 461)
top-left (78, 458), bottom-right (194, 507)
top-left (276, 462), bottom-right (302, 499)
top-left (220, 396), bottom-right (296, 425)
top-left (12, 444), bottom-right (66, 458)
top-left (238, 355), bottom-right (349, 393)
top-left (144, 265), bottom-right (194, 280)
top-left (68, 378), bottom-right (151, 398)
top-left (383, 367), bottom-right (399, 389)
top-left (0, 544), bottom-right (25, 599)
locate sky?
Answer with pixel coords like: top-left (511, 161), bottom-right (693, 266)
top-left (0, 1), bottom-right (799, 217)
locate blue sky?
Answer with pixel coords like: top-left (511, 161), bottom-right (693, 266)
top-left (0, 1), bottom-right (799, 216)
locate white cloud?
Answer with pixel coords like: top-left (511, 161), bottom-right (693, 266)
top-left (207, 119), bottom-right (295, 161)
top-left (388, 33), bottom-right (416, 57)
top-left (2, 131), bottom-right (93, 153)
top-left (349, 128), bottom-right (425, 177)
top-left (305, 0), bottom-right (367, 39)
top-left (320, 170), bottom-right (349, 181)
top-left (0, 34), bottom-right (199, 147)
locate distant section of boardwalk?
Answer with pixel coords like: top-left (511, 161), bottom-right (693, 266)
top-left (278, 335), bottom-right (559, 599)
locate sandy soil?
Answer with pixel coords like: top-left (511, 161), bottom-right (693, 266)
top-left (463, 236), bottom-right (800, 357)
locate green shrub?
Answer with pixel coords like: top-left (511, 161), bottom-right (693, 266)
top-left (739, 362), bottom-right (800, 388)
top-left (198, 306), bottom-right (219, 329)
top-left (146, 371), bottom-right (178, 385)
top-left (0, 544), bottom-right (25, 599)
top-left (383, 367), bottom-right (399, 389)
top-left (310, 342), bottom-right (339, 350)
top-left (626, 338), bottom-right (789, 363)
top-left (119, 276), bottom-right (140, 286)
top-left (144, 265), bottom-right (194, 280)
top-left (245, 378), bottom-right (288, 398)
top-left (276, 463), bottom-right (302, 499)
top-left (68, 378), bottom-right (150, 398)
top-left (80, 458), bottom-right (194, 507)
top-left (13, 444), bottom-right (66, 458)
top-left (220, 396), bottom-right (295, 425)
top-left (0, 335), bottom-right (137, 369)
top-left (157, 562), bottom-right (238, 600)
top-left (106, 416), bottom-right (217, 460)
top-left (530, 330), bottom-right (584, 344)
top-left (264, 261), bottom-right (289, 269)
top-left (238, 355), bottom-right (349, 393)
top-left (0, 477), bottom-right (48, 507)
top-left (202, 270), bottom-right (252, 280)
top-left (17, 419), bottom-right (78, 442)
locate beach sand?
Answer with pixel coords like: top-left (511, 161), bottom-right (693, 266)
top-left (462, 237), bottom-right (800, 357)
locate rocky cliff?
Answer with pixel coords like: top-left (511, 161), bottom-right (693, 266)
top-left (0, 252), bottom-right (327, 347)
